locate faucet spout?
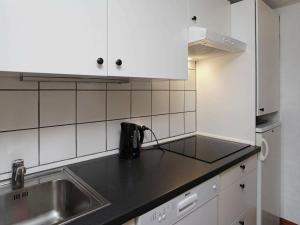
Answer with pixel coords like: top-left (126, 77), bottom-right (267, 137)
top-left (12, 159), bottom-right (26, 190)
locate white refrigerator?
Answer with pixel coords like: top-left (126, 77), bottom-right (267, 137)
top-left (256, 122), bottom-right (281, 225)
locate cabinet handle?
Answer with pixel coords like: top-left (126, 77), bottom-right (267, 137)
top-left (259, 108), bottom-right (265, 112)
top-left (240, 184), bottom-right (245, 189)
top-left (239, 221), bottom-right (245, 225)
top-left (97, 58), bottom-right (104, 65)
top-left (240, 165), bottom-right (246, 170)
top-left (116, 59), bottom-right (122, 66)
top-left (191, 16), bottom-right (197, 21)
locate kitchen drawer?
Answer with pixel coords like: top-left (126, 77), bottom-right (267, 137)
top-left (219, 177), bottom-right (247, 225)
top-left (220, 155), bottom-right (257, 190)
top-left (233, 207), bottom-right (256, 225)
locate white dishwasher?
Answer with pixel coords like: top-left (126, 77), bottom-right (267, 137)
top-left (136, 176), bottom-right (220, 225)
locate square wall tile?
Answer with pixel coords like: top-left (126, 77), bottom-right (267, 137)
top-left (152, 115), bottom-right (169, 140)
top-left (131, 80), bottom-right (151, 90)
top-left (0, 91), bottom-right (38, 131)
top-left (107, 119), bottom-right (129, 150)
top-left (107, 82), bottom-right (131, 90)
top-left (0, 129), bottom-right (38, 174)
top-left (0, 75), bottom-right (38, 89)
top-left (185, 91), bottom-right (196, 112)
top-left (40, 125), bottom-right (76, 164)
top-left (152, 91), bottom-right (169, 115)
top-left (77, 122), bottom-right (106, 156)
top-left (170, 80), bottom-right (184, 90)
top-left (130, 117), bottom-right (152, 143)
top-left (107, 91), bottom-right (130, 120)
top-left (185, 112), bottom-right (196, 133)
top-left (185, 70), bottom-right (196, 90)
top-left (77, 82), bottom-right (106, 90)
top-left (152, 80), bottom-right (169, 90)
top-left (170, 113), bottom-right (184, 136)
top-left (132, 91), bottom-right (151, 117)
top-left (77, 91), bottom-right (106, 123)
top-left (40, 91), bottom-right (76, 126)
top-left (170, 91), bottom-right (184, 113)
top-left (40, 82), bottom-right (75, 90)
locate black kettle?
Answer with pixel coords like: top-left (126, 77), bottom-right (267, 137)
top-left (119, 122), bottom-right (145, 159)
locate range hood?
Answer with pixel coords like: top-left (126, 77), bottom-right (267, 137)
top-left (188, 27), bottom-right (247, 61)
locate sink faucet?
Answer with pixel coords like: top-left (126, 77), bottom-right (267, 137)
top-left (12, 159), bottom-right (26, 190)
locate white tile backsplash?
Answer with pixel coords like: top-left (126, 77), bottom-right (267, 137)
top-left (107, 119), bottom-right (129, 150)
top-left (107, 91), bottom-right (130, 120)
top-left (40, 91), bottom-right (76, 126)
top-left (0, 91), bottom-right (38, 131)
top-left (185, 91), bottom-right (196, 112)
top-left (0, 71), bottom-right (197, 177)
top-left (132, 91), bottom-right (151, 117)
top-left (152, 115), bottom-right (169, 140)
top-left (77, 122), bottom-right (106, 156)
top-left (152, 91), bottom-right (169, 115)
top-left (77, 91), bottom-right (106, 123)
top-left (40, 125), bottom-right (76, 164)
top-left (0, 75), bottom-right (38, 89)
top-left (185, 112), bottom-right (196, 133)
top-left (0, 129), bottom-right (38, 174)
top-left (170, 91), bottom-right (184, 113)
top-left (170, 113), bottom-right (184, 136)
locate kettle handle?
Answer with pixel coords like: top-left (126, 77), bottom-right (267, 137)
top-left (138, 126), bottom-right (144, 146)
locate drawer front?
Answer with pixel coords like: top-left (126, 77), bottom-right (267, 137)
top-left (220, 155), bottom-right (257, 190)
top-left (235, 207), bottom-right (257, 225)
top-left (219, 178), bottom-right (247, 225)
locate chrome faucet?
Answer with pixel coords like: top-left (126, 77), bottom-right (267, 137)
top-left (12, 159), bottom-right (26, 190)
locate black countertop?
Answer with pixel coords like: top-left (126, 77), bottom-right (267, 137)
top-left (68, 145), bottom-right (260, 225)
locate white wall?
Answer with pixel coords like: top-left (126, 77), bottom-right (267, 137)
top-left (196, 0), bottom-right (256, 145)
top-left (278, 3), bottom-right (300, 223)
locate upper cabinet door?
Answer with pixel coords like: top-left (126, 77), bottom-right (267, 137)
top-left (256, 0), bottom-right (280, 116)
top-left (0, 0), bottom-right (107, 76)
top-left (108, 0), bottom-right (188, 79)
top-left (189, 0), bottom-right (231, 36)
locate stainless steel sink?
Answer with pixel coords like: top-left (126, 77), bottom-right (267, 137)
top-left (0, 168), bottom-right (110, 225)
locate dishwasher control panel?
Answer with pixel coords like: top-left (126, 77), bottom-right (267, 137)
top-left (136, 176), bottom-right (220, 225)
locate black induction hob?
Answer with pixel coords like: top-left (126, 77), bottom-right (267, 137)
top-left (160, 135), bottom-right (250, 163)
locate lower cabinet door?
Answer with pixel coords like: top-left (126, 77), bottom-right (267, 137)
top-left (175, 197), bottom-right (218, 225)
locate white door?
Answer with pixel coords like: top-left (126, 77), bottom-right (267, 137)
top-left (189, 0), bottom-right (231, 36)
top-left (108, 0), bottom-right (188, 79)
top-left (0, 0), bottom-right (107, 76)
top-left (256, 126), bottom-right (281, 225)
top-left (175, 197), bottom-right (218, 225)
top-left (256, 0), bottom-right (280, 116)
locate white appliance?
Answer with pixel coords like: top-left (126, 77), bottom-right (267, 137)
top-left (136, 176), bottom-right (220, 225)
top-left (188, 27), bottom-right (247, 60)
top-left (256, 121), bottom-right (281, 225)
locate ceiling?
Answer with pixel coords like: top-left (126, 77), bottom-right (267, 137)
top-left (262, 0), bottom-right (300, 8)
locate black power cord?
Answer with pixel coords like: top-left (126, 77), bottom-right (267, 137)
top-left (141, 126), bottom-right (167, 152)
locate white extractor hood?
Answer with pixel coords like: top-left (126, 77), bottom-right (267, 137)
top-left (188, 27), bottom-right (247, 60)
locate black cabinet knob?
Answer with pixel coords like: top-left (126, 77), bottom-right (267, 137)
top-left (240, 165), bottom-right (246, 170)
top-left (192, 16), bottom-right (197, 21)
top-left (259, 108), bottom-right (265, 112)
top-left (240, 184), bottom-right (245, 189)
top-left (97, 58), bottom-right (104, 65)
top-left (116, 59), bottom-right (122, 66)
top-left (239, 221), bottom-right (245, 225)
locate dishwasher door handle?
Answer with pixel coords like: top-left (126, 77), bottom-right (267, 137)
top-left (177, 193), bottom-right (198, 217)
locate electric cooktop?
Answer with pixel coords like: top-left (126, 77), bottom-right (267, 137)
top-left (160, 135), bottom-right (250, 164)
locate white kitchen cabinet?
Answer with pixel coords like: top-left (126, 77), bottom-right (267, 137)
top-left (108, 0), bottom-right (188, 79)
top-left (189, 0), bottom-right (231, 36)
top-left (219, 156), bottom-right (257, 225)
top-left (0, 0), bottom-right (108, 76)
top-left (256, 0), bottom-right (280, 116)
